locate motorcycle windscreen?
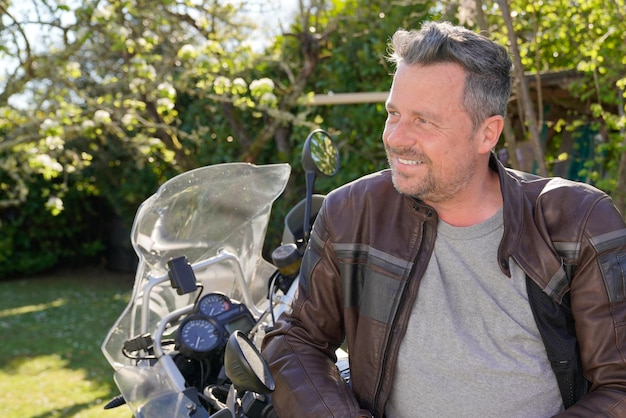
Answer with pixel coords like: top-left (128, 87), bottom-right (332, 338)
top-left (114, 356), bottom-right (209, 417)
top-left (102, 163), bottom-right (291, 368)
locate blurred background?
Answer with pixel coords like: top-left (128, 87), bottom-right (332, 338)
top-left (0, 0), bottom-right (624, 416)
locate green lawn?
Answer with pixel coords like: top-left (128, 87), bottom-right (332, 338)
top-left (0, 267), bottom-right (135, 417)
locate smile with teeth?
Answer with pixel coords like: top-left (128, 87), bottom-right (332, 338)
top-left (398, 157), bottom-right (423, 165)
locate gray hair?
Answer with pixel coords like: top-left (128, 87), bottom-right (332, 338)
top-left (387, 21), bottom-right (512, 129)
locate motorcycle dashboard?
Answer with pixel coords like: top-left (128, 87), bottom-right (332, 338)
top-left (197, 292), bottom-right (231, 317)
top-left (175, 292), bottom-right (254, 359)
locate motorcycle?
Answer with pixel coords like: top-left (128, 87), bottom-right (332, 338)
top-left (101, 129), bottom-right (342, 417)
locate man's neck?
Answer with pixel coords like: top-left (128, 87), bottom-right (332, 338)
top-left (426, 169), bottom-right (503, 227)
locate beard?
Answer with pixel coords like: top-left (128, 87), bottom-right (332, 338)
top-left (385, 145), bottom-right (477, 204)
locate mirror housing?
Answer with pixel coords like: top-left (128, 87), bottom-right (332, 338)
top-left (301, 129), bottom-right (340, 242)
top-left (302, 129), bottom-right (340, 177)
top-left (224, 331), bottom-right (275, 395)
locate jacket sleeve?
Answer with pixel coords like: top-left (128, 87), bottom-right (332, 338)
top-left (261, 204), bottom-right (372, 418)
top-left (557, 196), bottom-right (626, 417)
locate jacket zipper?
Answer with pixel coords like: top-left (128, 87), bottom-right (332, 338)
top-left (371, 209), bottom-right (436, 416)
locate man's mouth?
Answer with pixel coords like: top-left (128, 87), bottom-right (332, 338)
top-left (386, 146), bottom-right (426, 167)
top-left (398, 158), bottom-right (423, 165)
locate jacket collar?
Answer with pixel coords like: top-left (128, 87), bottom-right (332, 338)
top-left (493, 154), bottom-right (568, 302)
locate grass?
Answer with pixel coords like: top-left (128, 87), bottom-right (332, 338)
top-left (0, 267), bottom-right (135, 418)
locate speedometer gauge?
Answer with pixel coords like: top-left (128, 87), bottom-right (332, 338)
top-left (176, 315), bottom-right (221, 358)
top-left (198, 293), bottom-right (231, 317)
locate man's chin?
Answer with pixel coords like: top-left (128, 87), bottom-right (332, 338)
top-left (391, 174), bottom-right (425, 198)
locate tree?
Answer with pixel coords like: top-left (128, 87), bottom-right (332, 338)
top-left (2, 0), bottom-right (623, 277)
top-left (447, 0), bottom-right (626, 215)
top-left (0, 0), bottom-right (350, 215)
top-left (497, 0), bottom-right (548, 176)
top-left (277, 0), bottom-right (436, 184)
top-left (0, 0), bottom-right (318, 275)
top-left (0, 0), bottom-right (380, 275)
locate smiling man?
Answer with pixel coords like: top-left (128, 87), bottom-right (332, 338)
top-left (383, 60), bottom-right (503, 226)
top-left (262, 21), bottom-right (626, 417)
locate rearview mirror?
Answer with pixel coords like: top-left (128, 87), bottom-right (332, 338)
top-left (301, 129), bottom-right (340, 242)
top-left (302, 129), bottom-right (340, 177)
top-left (224, 331), bottom-right (275, 395)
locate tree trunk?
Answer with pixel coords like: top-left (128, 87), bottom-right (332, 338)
top-left (502, 116), bottom-right (520, 169)
top-left (616, 148), bottom-right (626, 219)
top-left (473, 0), bottom-right (519, 169)
top-left (615, 88), bottom-right (626, 219)
top-left (497, 0), bottom-right (548, 177)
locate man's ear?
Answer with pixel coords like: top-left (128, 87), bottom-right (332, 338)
top-left (477, 115), bottom-right (504, 154)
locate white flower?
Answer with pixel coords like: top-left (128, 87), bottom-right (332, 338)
top-left (36, 154), bottom-right (53, 165)
top-left (259, 92), bottom-right (278, 107)
top-left (232, 78), bottom-right (248, 95)
top-left (142, 65), bottom-right (157, 81)
top-left (129, 78), bottom-right (146, 91)
top-left (41, 118), bottom-right (58, 131)
top-left (35, 154), bottom-right (63, 172)
top-left (121, 113), bottom-right (135, 126)
top-left (250, 78), bottom-right (275, 98)
top-left (45, 197), bottom-right (64, 213)
top-left (93, 6), bottom-right (113, 21)
top-left (93, 110), bottom-right (111, 124)
top-left (119, 27), bottom-right (131, 38)
top-left (213, 76), bottom-right (232, 95)
top-left (65, 61), bottom-right (81, 77)
top-left (195, 16), bottom-right (209, 29)
top-left (157, 82), bottom-right (176, 99)
top-left (45, 136), bottom-right (65, 150)
top-left (157, 98), bottom-right (175, 111)
top-left (178, 44), bottom-right (197, 59)
top-left (250, 78), bottom-right (275, 91)
top-left (142, 30), bottom-right (158, 43)
top-left (214, 76), bottom-right (231, 88)
top-left (81, 120), bottom-right (95, 130)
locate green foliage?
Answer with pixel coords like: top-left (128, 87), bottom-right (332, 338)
top-left (0, 0), bottom-right (292, 276)
top-left (442, 0), bottom-right (624, 212)
top-left (483, 0), bottom-right (625, 195)
top-left (2, 0), bottom-right (625, 278)
top-left (306, 0), bottom-right (436, 181)
top-left (264, 0), bottom-right (437, 185)
top-left (250, 0), bottom-right (438, 253)
top-left (0, 178), bottom-right (106, 279)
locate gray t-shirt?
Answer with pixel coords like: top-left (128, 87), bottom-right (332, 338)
top-left (385, 209), bottom-right (563, 417)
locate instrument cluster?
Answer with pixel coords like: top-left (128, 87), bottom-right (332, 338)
top-left (175, 292), bottom-right (255, 359)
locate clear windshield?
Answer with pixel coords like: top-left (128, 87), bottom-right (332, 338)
top-left (102, 163), bottom-right (291, 369)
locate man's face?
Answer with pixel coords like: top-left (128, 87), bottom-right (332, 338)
top-left (382, 62), bottom-right (484, 204)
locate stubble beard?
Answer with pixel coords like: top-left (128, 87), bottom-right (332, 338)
top-left (386, 146), bottom-right (434, 199)
top-left (386, 147), bottom-right (478, 204)
top-left (389, 164), bottom-right (435, 200)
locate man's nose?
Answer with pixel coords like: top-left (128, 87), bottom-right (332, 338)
top-left (384, 120), bottom-right (416, 148)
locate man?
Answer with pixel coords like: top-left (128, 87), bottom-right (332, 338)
top-left (261, 21), bottom-right (626, 417)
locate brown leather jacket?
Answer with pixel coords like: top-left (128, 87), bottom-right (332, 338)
top-left (262, 155), bottom-right (626, 417)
